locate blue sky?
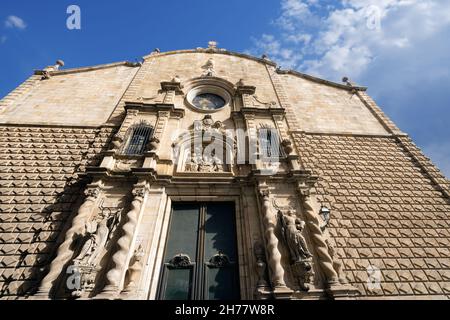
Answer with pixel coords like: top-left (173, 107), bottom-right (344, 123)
top-left (1, 0), bottom-right (449, 177)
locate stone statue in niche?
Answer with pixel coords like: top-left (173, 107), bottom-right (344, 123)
top-left (71, 209), bottom-right (121, 298)
top-left (278, 210), bottom-right (312, 263)
top-left (74, 211), bottom-right (121, 267)
top-left (277, 209), bottom-right (314, 291)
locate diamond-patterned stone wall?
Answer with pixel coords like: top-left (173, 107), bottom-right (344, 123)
top-left (0, 125), bottom-right (115, 299)
top-left (293, 133), bottom-right (450, 298)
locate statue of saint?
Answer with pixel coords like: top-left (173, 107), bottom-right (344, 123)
top-left (278, 210), bottom-right (312, 263)
top-left (75, 212), bottom-right (118, 266)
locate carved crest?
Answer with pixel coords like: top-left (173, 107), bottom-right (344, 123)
top-left (207, 252), bottom-right (232, 268)
top-left (168, 254), bottom-right (193, 269)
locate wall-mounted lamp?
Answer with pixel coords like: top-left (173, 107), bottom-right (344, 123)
top-left (319, 206), bottom-right (331, 231)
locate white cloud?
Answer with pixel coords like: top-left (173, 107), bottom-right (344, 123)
top-left (424, 142), bottom-right (450, 178)
top-left (249, 0), bottom-right (450, 176)
top-left (251, 0), bottom-right (450, 80)
top-left (5, 15), bottom-right (27, 30)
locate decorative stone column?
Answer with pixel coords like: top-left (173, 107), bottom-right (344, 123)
top-left (297, 185), bottom-right (339, 286)
top-left (34, 185), bottom-right (102, 298)
top-left (257, 182), bottom-right (288, 291)
top-left (97, 184), bottom-right (147, 298)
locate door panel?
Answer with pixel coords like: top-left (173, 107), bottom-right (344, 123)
top-left (158, 202), bottom-right (240, 300)
top-left (204, 202), bottom-right (240, 300)
top-left (165, 203), bottom-right (200, 261)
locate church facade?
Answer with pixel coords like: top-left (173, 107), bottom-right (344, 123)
top-left (0, 43), bottom-right (449, 300)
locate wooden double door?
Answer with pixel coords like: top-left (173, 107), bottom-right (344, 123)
top-left (158, 202), bottom-right (240, 300)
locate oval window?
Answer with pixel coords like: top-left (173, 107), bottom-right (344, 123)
top-left (192, 93), bottom-right (226, 111)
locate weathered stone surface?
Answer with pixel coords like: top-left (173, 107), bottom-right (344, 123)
top-left (294, 133), bottom-right (450, 298)
top-left (0, 125), bottom-right (114, 298)
top-left (0, 47), bottom-right (448, 300)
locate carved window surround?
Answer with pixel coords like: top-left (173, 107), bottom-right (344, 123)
top-left (99, 103), bottom-right (184, 173)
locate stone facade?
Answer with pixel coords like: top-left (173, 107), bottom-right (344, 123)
top-left (0, 44), bottom-right (448, 300)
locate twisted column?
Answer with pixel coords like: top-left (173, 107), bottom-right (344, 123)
top-left (34, 187), bottom-right (101, 298)
top-left (300, 193), bottom-right (338, 285)
top-left (98, 186), bottom-right (146, 298)
top-left (258, 186), bottom-right (286, 288)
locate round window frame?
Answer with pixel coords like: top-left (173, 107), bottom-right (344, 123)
top-left (186, 85), bottom-right (231, 113)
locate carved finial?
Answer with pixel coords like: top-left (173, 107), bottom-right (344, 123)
top-left (208, 41), bottom-right (218, 49)
top-left (172, 75), bottom-right (181, 83)
top-left (282, 139), bottom-right (293, 155)
top-left (342, 76), bottom-right (355, 86)
top-left (55, 60), bottom-right (65, 69)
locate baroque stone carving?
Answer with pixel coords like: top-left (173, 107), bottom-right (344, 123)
top-left (108, 134), bottom-right (124, 152)
top-left (122, 244), bottom-right (145, 296)
top-left (207, 252), bottom-right (231, 268)
top-left (299, 190), bottom-right (339, 286)
top-left (186, 149), bottom-right (224, 173)
top-left (74, 211), bottom-right (121, 267)
top-left (325, 239), bottom-right (348, 284)
top-left (114, 159), bottom-right (142, 172)
top-left (168, 254), bottom-right (193, 269)
top-left (277, 210), bottom-right (313, 291)
top-left (71, 206), bottom-right (122, 297)
top-left (253, 241), bottom-right (269, 289)
top-left (202, 58), bottom-right (216, 77)
top-left (257, 183), bottom-right (286, 288)
top-left (146, 137), bottom-right (160, 152)
top-left (34, 185), bottom-right (102, 298)
top-left (278, 210), bottom-right (312, 263)
top-left (98, 185), bottom-right (146, 297)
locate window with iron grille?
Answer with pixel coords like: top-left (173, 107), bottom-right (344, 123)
top-left (258, 128), bottom-right (284, 160)
top-left (121, 121), bottom-right (153, 155)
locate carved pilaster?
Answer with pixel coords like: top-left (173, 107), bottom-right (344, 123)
top-left (161, 77), bottom-right (183, 104)
top-left (154, 111), bottom-right (170, 141)
top-left (272, 114), bottom-right (289, 143)
top-left (244, 113), bottom-right (258, 165)
top-left (257, 183), bottom-right (287, 290)
top-left (34, 185), bottom-right (102, 298)
top-left (97, 185), bottom-right (147, 298)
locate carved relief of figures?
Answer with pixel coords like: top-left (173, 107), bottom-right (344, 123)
top-left (184, 117), bottom-right (229, 173)
top-left (74, 211), bottom-right (121, 268)
top-left (186, 152), bottom-right (225, 173)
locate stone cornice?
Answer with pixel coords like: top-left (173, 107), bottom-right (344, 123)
top-left (124, 102), bottom-right (185, 118)
top-left (34, 61), bottom-right (141, 77)
top-left (276, 69), bottom-right (368, 92)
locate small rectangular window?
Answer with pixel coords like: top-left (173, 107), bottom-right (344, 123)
top-left (121, 123), bottom-right (153, 155)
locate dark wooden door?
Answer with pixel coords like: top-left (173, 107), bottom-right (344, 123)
top-left (158, 202), bottom-right (240, 300)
